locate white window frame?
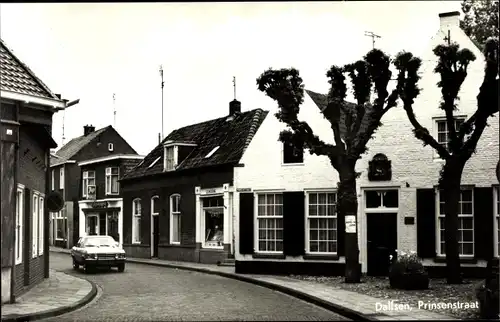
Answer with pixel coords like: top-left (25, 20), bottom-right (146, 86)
top-left (38, 195), bottom-right (44, 255)
top-left (82, 170), bottom-right (96, 198)
top-left (15, 184), bottom-right (25, 265)
top-left (436, 187), bottom-right (474, 257)
top-left (433, 117), bottom-right (466, 159)
top-left (59, 166), bottom-right (64, 189)
top-left (51, 170), bottom-right (54, 191)
top-left (164, 146), bottom-right (178, 171)
top-left (132, 198), bottom-right (142, 244)
top-left (305, 191), bottom-right (338, 254)
top-left (32, 191), bottom-right (39, 258)
top-left (254, 193), bottom-right (284, 254)
top-left (494, 186), bottom-right (499, 258)
top-left (105, 167), bottom-right (120, 195)
top-left (170, 194), bottom-right (181, 244)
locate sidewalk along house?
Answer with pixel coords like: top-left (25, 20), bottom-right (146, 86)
top-left (234, 11), bottom-right (499, 278)
top-left (119, 99), bottom-right (268, 264)
top-left (1, 38), bottom-right (71, 303)
top-left (49, 125), bottom-right (139, 248)
top-left (77, 153), bottom-right (144, 247)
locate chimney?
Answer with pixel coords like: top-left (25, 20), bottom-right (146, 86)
top-left (229, 99), bottom-right (241, 116)
top-left (83, 124), bottom-right (95, 136)
top-left (439, 11), bottom-right (460, 30)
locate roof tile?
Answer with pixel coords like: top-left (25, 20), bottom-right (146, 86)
top-left (51, 126), bottom-right (110, 165)
top-left (0, 39), bottom-right (58, 99)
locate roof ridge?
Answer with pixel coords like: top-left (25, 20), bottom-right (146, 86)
top-left (0, 38), bottom-right (59, 100)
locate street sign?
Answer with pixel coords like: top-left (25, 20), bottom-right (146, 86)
top-left (47, 191), bottom-right (64, 212)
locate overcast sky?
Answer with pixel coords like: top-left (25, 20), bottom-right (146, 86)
top-left (0, 1), bottom-right (461, 156)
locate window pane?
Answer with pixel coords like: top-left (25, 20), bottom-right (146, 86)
top-left (258, 195), bottom-right (265, 205)
top-left (327, 193), bottom-right (336, 204)
top-left (328, 218), bottom-right (336, 229)
top-left (310, 193), bottom-right (317, 205)
top-left (309, 205), bottom-right (317, 216)
top-left (318, 241), bottom-right (327, 252)
top-left (258, 205), bottom-right (265, 216)
top-left (275, 204), bottom-right (283, 216)
top-left (276, 241), bottom-right (283, 252)
top-left (462, 229), bottom-right (473, 243)
top-left (310, 229), bottom-right (318, 240)
top-left (318, 205), bottom-right (326, 216)
top-left (437, 132), bottom-right (447, 144)
top-left (112, 168), bottom-right (119, 175)
top-left (328, 205), bottom-right (336, 216)
top-left (318, 193), bottom-right (327, 205)
top-left (275, 194), bottom-right (283, 205)
top-left (111, 177), bottom-right (119, 193)
top-left (276, 218), bottom-right (283, 229)
top-left (319, 229), bottom-right (327, 240)
top-left (383, 190), bottom-right (398, 208)
top-left (461, 189), bottom-right (473, 202)
top-left (437, 121), bottom-right (446, 132)
top-left (266, 194), bottom-right (274, 205)
top-left (366, 191), bottom-right (381, 208)
top-left (462, 218), bottom-right (473, 230)
top-left (461, 243), bottom-right (473, 255)
top-left (310, 219), bottom-right (318, 229)
top-left (172, 214), bottom-right (180, 243)
top-left (310, 241), bottom-right (318, 252)
top-left (258, 241), bottom-right (266, 251)
top-left (266, 205), bottom-right (274, 216)
top-left (328, 241), bottom-right (337, 253)
top-left (461, 202), bottom-right (473, 215)
top-left (276, 229), bottom-right (283, 240)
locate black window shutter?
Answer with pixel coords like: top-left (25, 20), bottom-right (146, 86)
top-left (283, 191), bottom-right (305, 256)
top-left (417, 189), bottom-right (436, 258)
top-left (337, 196), bottom-right (345, 256)
top-left (239, 193), bottom-right (254, 254)
top-left (474, 187), bottom-right (493, 260)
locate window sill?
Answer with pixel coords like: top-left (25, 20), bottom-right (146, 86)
top-left (434, 256), bottom-right (477, 264)
top-left (252, 253), bottom-right (286, 259)
top-left (15, 261), bottom-right (23, 266)
top-left (170, 241), bottom-right (180, 245)
top-left (106, 193), bottom-right (120, 196)
top-left (281, 163), bottom-right (304, 167)
top-left (55, 238), bottom-right (67, 241)
top-left (303, 254), bottom-right (339, 260)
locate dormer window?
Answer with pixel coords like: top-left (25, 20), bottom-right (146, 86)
top-left (164, 145), bottom-right (178, 171)
top-left (205, 146), bottom-right (220, 159)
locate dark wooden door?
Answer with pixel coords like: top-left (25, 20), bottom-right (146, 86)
top-left (153, 215), bottom-right (159, 258)
top-left (367, 213), bottom-right (397, 276)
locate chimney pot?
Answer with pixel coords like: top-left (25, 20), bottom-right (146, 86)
top-left (439, 11), bottom-right (460, 30)
top-left (83, 125), bottom-right (96, 136)
top-left (229, 99), bottom-right (241, 116)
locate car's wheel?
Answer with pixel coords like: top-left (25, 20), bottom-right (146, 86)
top-left (83, 264), bottom-right (93, 274)
top-left (72, 257), bottom-right (79, 270)
top-left (117, 264), bottom-right (125, 272)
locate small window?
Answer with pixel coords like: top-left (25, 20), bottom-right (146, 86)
top-left (205, 146), bottom-right (220, 158)
top-left (283, 142), bottom-right (303, 164)
top-left (164, 146), bottom-right (177, 171)
top-left (436, 118), bottom-right (465, 153)
top-left (108, 143), bottom-right (114, 151)
top-left (148, 156), bottom-right (161, 168)
top-left (59, 167), bottom-right (64, 189)
top-left (365, 190), bottom-right (398, 209)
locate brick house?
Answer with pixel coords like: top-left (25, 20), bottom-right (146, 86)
top-left (234, 11), bottom-right (499, 278)
top-left (77, 153), bottom-right (144, 247)
top-left (119, 99), bottom-right (267, 264)
top-left (0, 39), bottom-right (70, 303)
top-left (49, 125), bottom-right (140, 248)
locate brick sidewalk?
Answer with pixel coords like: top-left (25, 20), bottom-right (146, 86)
top-left (50, 247), bottom-right (456, 321)
top-left (1, 268), bottom-right (97, 322)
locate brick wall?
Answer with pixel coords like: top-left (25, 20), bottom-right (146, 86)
top-left (15, 126), bottom-right (49, 296)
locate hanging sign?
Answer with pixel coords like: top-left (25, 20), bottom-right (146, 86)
top-left (345, 215), bottom-right (356, 233)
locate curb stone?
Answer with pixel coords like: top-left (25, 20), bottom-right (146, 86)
top-left (49, 248), bottom-right (375, 321)
top-left (1, 272), bottom-right (98, 322)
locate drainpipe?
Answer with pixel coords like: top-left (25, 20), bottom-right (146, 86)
top-left (44, 150), bottom-right (50, 278)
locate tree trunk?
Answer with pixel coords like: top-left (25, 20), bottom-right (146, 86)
top-left (338, 164), bottom-right (361, 283)
top-left (441, 158), bottom-right (466, 284)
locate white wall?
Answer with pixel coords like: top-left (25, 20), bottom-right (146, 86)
top-left (78, 199), bottom-right (124, 247)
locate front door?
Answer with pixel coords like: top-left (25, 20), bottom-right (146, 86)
top-left (367, 213), bottom-right (397, 276)
top-left (152, 215), bottom-right (159, 258)
top-left (107, 212), bottom-right (119, 242)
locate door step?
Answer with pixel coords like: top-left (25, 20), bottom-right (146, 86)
top-left (217, 259), bottom-right (235, 267)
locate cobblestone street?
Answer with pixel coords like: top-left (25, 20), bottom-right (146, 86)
top-left (39, 253), bottom-right (350, 321)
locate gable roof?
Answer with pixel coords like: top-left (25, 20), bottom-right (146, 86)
top-left (50, 126), bottom-right (111, 166)
top-left (0, 38), bottom-right (59, 100)
top-left (121, 108), bottom-right (269, 181)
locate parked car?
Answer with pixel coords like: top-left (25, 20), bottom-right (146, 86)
top-left (71, 235), bottom-right (126, 273)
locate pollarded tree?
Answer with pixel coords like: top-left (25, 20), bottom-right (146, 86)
top-left (460, 0), bottom-right (499, 51)
top-left (256, 49), bottom-right (422, 283)
top-left (401, 38), bottom-right (499, 284)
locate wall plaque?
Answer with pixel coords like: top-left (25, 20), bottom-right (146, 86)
top-left (91, 201), bottom-right (108, 209)
top-left (345, 215), bottom-right (356, 233)
top-left (368, 153), bottom-right (392, 181)
top-left (404, 216), bottom-right (415, 225)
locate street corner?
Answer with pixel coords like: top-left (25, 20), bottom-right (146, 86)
top-left (1, 271), bottom-right (98, 322)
